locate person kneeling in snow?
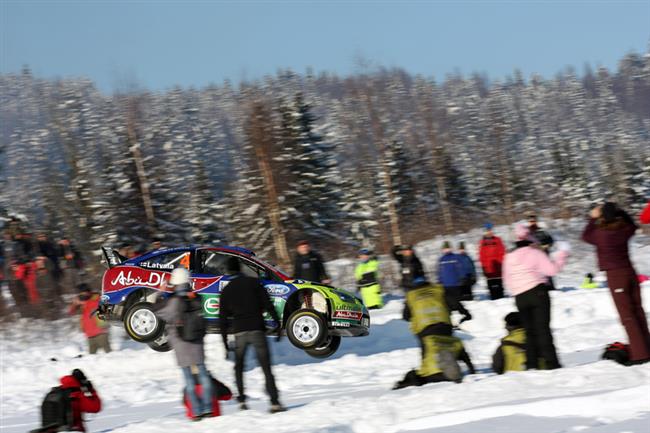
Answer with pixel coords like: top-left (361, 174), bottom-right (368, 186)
top-left (393, 277), bottom-right (474, 390)
top-left (492, 312), bottom-right (527, 374)
top-left (34, 369), bottom-right (101, 433)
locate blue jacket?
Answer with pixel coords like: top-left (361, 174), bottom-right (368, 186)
top-left (438, 253), bottom-right (463, 288)
top-left (457, 253), bottom-right (476, 281)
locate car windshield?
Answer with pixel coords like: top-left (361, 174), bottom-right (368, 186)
top-left (252, 257), bottom-right (290, 279)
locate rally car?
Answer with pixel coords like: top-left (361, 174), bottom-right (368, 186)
top-left (99, 245), bottom-right (369, 358)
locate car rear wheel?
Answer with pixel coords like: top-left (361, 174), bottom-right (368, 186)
top-left (147, 330), bottom-right (172, 352)
top-left (124, 302), bottom-right (164, 343)
top-left (286, 309), bottom-right (327, 349)
top-left (305, 335), bottom-right (341, 359)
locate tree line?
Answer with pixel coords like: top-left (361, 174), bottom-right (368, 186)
top-left (1, 51), bottom-right (649, 271)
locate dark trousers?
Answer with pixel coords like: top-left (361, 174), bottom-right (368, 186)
top-left (606, 267), bottom-right (650, 362)
top-left (515, 284), bottom-right (560, 370)
top-left (460, 282), bottom-right (474, 301)
top-left (444, 287), bottom-right (461, 312)
top-left (234, 330), bottom-right (279, 405)
top-left (487, 278), bottom-right (504, 300)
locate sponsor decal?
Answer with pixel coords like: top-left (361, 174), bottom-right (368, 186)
top-left (333, 310), bottom-right (363, 321)
top-left (139, 261), bottom-right (175, 270)
top-left (266, 284), bottom-right (290, 296)
top-left (203, 297), bottom-right (220, 315)
top-left (109, 269), bottom-right (166, 288)
top-left (100, 295), bottom-right (110, 303)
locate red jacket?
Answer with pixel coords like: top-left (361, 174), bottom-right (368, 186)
top-left (582, 217), bottom-right (637, 271)
top-left (640, 201), bottom-right (650, 225)
top-left (69, 294), bottom-right (108, 338)
top-left (13, 262), bottom-right (40, 304)
top-left (59, 375), bottom-right (101, 432)
top-left (479, 236), bottom-right (506, 278)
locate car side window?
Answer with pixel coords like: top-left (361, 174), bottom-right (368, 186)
top-left (139, 251), bottom-right (190, 271)
top-left (199, 250), bottom-right (278, 281)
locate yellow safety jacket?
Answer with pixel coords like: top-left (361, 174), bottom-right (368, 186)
top-left (418, 334), bottom-right (464, 380)
top-left (501, 328), bottom-right (527, 372)
top-left (355, 259), bottom-right (383, 308)
top-left (405, 284), bottom-right (450, 335)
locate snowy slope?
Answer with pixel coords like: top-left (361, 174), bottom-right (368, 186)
top-left (2, 221), bottom-right (650, 433)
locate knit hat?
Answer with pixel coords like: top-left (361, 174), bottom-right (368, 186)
top-left (442, 241), bottom-right (451, 250)
top-left (170, 267), bottom-right (190, 286)
top-left (484, 222), bottom-right (494, 230)
top-left (358, 248), bottom-right (371, 256)
top-left (514, 224), bottom-right (531, 240)
top-left (458, 241), bottom-right (466, 250)
top-left (602, 202), bottom-right (619, 224)
top-left (505, 312), bottom-right (522, 328)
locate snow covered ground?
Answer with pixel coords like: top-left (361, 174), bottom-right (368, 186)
top-left (2, 220), bottom-right (650, 433)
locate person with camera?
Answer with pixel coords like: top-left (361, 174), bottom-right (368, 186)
top-left (157, 267), bottom-right (214, 421)
top-left (34, 369), bottom-right (101, 433)
top-left (68, 284), bottom-right (111, 354)
top-left (218, 256), bottom-right (286, 413)
top-left (582, 202), bottom-right (650, 365)
top-left (391, 244), bottom-right (425, 290)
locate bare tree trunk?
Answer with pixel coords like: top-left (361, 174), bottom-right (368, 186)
top-left (249, 101), bottom-right (291, 270)
top-left (492, 122), bottom-right (515, 222)
top-left (364, 88), bottom-right (402, 246)
top-left (126, 98), bottom-right (156, 235)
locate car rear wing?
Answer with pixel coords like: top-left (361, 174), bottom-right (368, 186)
top-left (101, 246), bottom-right (126, 268)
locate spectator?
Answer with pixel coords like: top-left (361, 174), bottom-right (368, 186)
top-left (492, 312), bottom-right (527, 374)
top-left (478, 223), bottom-right (506, 300)
top-left (293, 240), bottom-right (330, 284)
top-left (582, 202), bottom-right (650, 365)
top-left (393, 277), bottom-right (474, 389)
top-left (355, 248), bottom-right (383, 309)
top-left (503, 224), bottom-right (569, 370)
top-left (219, 257), bottom-right (286, 413)
top-left (579, 273), bottom-right (600, 289)
top-left (391, 244), bottom-right (425, 290)
top-left (68, 284), bottom-right (111, 354)
top-left (38, 369), bottom-right (101, 432)
top-left (438, 241), bottom-right (463, 310)
top-left (640, 200), bottom-right (650, 224)
top-left (457, 241), bottom-right (477, 301)
top-left (157, 267), bottom-right (214, 421)
top-left (528, 214), bottom-right (556, 290)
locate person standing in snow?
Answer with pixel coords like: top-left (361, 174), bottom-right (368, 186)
top-left (492, 312), bottom-right (527, 374)
top-left (293, 240), bottom-right (330, 284)
top-left (354, 248), bottom-right (384, 309)
top-left (394, 276), bottom-right (474, 389)
top-left (640, 200), bottom-right (650, 225)
top-left (437, 241), bottom-right (464, 310)
top-left (503, 224), bottom-right (569, 370)
top-left (219, 257), bottom-right (286, 413)
top-left (157, 268), bottom-right (214, 421)
top-left (392, 244), bottom-right (425, 290)
top-left (478, 223), bottom-right (506, 300)
top-left (582, 202), bottom-right (650, 365)
top-left (68, 284), bottom-right (111, 354)
top-left (456, 242), bottom-right (477, 301)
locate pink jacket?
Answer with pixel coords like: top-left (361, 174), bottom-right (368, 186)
top-left (503, 246), bottom-right (568, 296)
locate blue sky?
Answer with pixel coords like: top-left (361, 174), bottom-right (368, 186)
top-left (2, 1), bottom-right (649, 92)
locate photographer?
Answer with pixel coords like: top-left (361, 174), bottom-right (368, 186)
top-left (582, 202), bottom-right (650, 365)
top-left (68, 284), bottom-right (111, 354)
top-left (35, 369), bottom-right (101, 433)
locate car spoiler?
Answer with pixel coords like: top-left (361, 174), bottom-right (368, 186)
top-left (101, 246), bottom-right (126, 268)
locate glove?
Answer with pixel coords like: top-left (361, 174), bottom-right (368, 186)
top-left (72, 369), bottom-right (93, 391)
top-left (459, 313), bottom-right (472, 324)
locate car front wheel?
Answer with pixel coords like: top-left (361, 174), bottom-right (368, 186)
top-left (124, 302), bottom-right (165, 343)
top-left (305, 335), bottom-right (341, 358)
top-left (286, 309), bottom-right (327, 349)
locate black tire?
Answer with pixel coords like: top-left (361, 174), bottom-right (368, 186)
top-left (124, 302), bottom-right (165, 343)
top-left (305, 335), bottom-right (341, 359)
top-left (286, 309), bottom-right (327, 349)
top-left (147, 331), bottom-right (172, 352)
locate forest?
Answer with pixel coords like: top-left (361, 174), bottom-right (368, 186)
top-left (1, 51), bottom-right (649, 269)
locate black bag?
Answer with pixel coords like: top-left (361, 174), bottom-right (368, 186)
top-left (40, 386), bottom-right (73, 430)
top-left (176, 297), bottom-right (207, 343)
top-left (602, 342), bottom-right (630, 366)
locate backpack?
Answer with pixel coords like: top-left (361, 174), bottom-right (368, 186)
top-left (602, 342), bottom-right (630, 366)
top-left (176, 297), bottom-right (207, 343)
top-left (40, 386), bottom-right (73, 430)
